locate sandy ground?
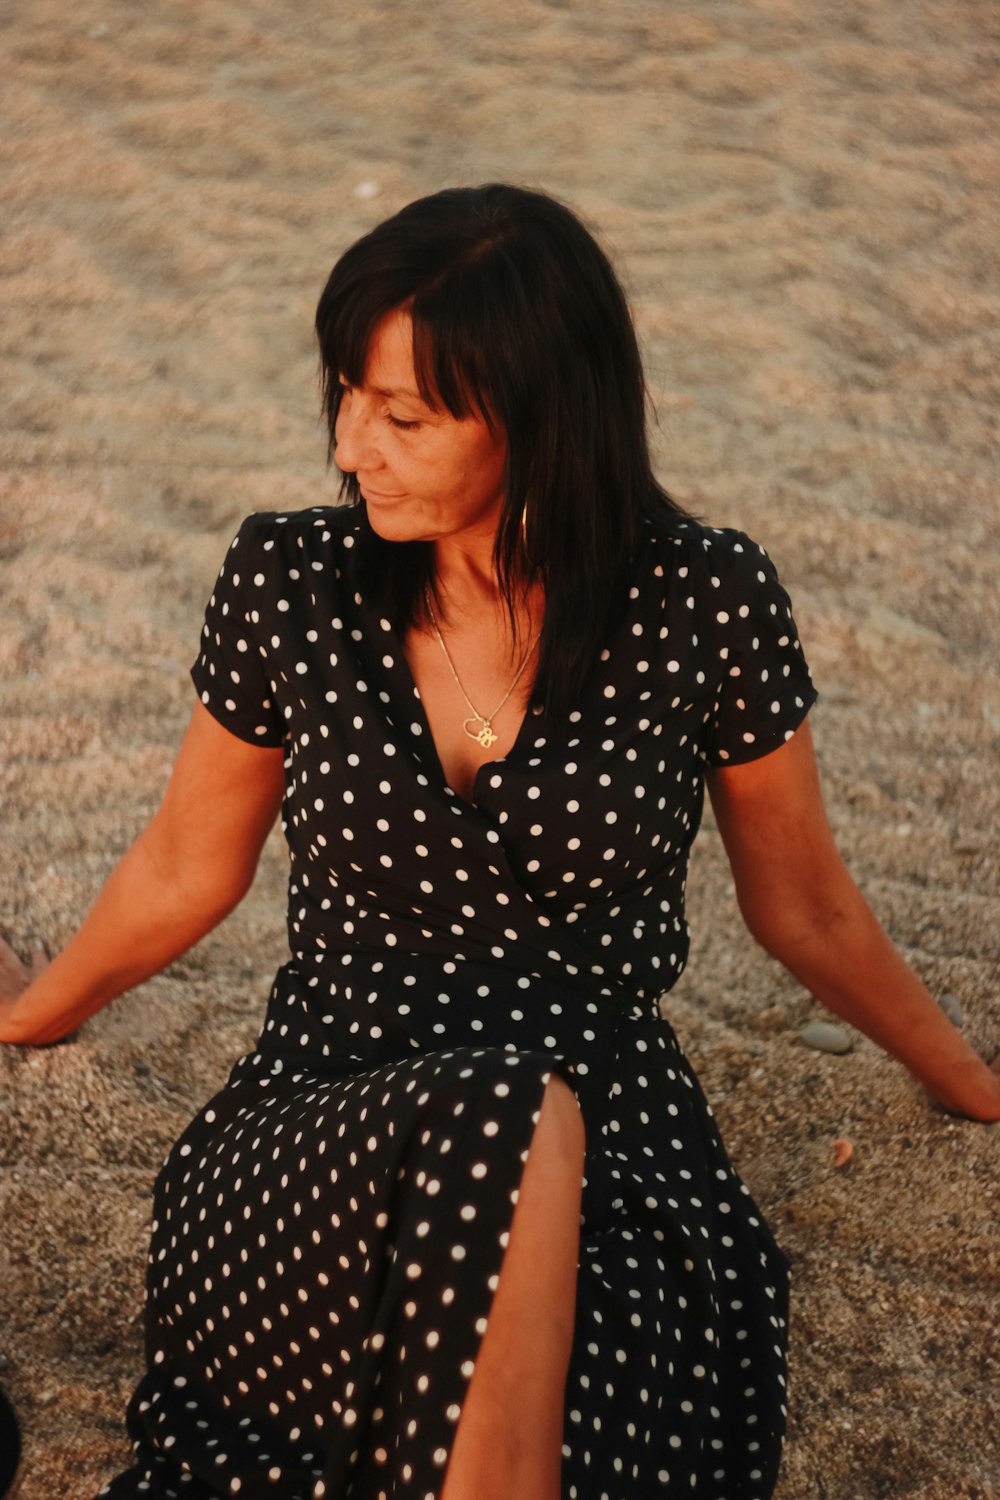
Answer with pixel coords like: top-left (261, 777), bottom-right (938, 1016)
top-left (1, 1), bottom-right (998, 1496)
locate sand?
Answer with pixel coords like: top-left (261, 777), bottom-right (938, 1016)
top-left (1, 1), bottom-right (998, 1496)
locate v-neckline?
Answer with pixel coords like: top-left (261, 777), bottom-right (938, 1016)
top-left (388, 622), bottom-right (540, 811)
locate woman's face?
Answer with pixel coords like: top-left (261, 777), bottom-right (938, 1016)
top-left (334, 308), bottom-right (508, 547)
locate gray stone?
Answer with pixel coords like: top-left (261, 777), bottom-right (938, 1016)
top-left (800, 1020), bottom-right (853, 1055)
top-left (937, 993), bottom-right (965, 1029)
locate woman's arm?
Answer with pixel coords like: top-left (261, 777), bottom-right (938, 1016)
top-left (0, 701), bottom-right (286, 1046)
top-left (706, 720), bottom-right (1000, 1122)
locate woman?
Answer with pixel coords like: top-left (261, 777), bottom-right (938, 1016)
top-left (1, 184), bottom-right (997, 1500)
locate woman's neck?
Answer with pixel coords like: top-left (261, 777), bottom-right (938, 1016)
top-left (429, 535), bottom-right (543, 645)
top-left (432, 533), bottom-right (502, 602)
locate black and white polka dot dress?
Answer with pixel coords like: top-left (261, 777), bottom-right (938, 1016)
top-left (99, 506), bottom-right (816, 1500)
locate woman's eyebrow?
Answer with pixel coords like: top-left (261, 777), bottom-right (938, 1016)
top-left (370, 383), bottom-right (425, 402)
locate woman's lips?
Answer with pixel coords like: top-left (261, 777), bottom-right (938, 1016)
top-left (360, 485), bottom-right (406, 502)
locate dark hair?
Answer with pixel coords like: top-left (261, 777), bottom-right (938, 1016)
top-left (315, 183), bottom-right (687, 716)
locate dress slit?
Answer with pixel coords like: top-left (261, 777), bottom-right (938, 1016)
top-left (107, 1050), bottom-right (573, 1500)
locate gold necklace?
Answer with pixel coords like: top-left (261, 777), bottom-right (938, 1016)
top-left (423, 587), bottom-right (540, 749)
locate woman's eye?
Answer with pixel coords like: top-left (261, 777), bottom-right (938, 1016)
top-left (386, 413), bottom-right (421, 431)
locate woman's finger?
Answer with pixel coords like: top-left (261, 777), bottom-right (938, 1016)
top-left (0, 934), bottom-right (47, 1002)
top-left (27, 941), bottom-right (51, 978)
top-left (0, 935), bottom-right (29, 986)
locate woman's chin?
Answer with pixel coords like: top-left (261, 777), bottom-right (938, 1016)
top-left (364, 506), bottom-right (442, 545)
top-left (360, 496), bottom-right (418, 542)
top-left (367, 514), bottom-right (426, 543)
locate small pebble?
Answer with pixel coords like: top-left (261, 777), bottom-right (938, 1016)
top-left (831, 1138), bottom-right (854, 1168)
top-left (937, 993), bottom-right (964, 1029)
top-left (800, 1020), bottom-right (853, 1055)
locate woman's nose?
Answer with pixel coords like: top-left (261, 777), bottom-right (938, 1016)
top-left (333, 394), bottom-right (377, 473)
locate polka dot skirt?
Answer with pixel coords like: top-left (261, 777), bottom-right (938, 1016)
top-left (98, 507), bottom-right (816, 1500)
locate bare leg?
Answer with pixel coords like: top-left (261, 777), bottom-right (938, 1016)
top-left (438, 1073), bottom-right (585, 1500)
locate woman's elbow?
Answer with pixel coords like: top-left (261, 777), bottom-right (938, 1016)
top-left (128, 826), bottom-right (254, 934)
top-left (736, 874), bottom-right (869, 967)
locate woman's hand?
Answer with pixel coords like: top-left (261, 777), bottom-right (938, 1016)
top-left (707, 722), bottom-right (1000, 1124)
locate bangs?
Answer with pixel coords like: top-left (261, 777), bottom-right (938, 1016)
top-left (318, 267), bottom-right (501, 455)
top-left (411, 278), bottom-right (503, 432)
top-left (316, 279), bottom-right (410, 414)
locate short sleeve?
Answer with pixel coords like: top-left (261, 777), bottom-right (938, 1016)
top-left (189, 517), bottom-right (285, 746)
top-left (701, 531), bottom-right (817, 766)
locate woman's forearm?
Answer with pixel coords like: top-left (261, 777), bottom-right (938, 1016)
top-left (757, 884), bottom-right (1000, 1122)
top-left (0, 829), bottom-right (238, 1046)
top-left (1, 703), bottom-right (285, 1047)
top-left (708, 734), bottom-right (1000, 1123)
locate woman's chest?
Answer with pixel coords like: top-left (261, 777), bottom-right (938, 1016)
top-left (271, 619), bottom-right (717, 909)
top-left (400, 620), bottom-right (538, 805)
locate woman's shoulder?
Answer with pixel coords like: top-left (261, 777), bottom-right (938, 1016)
top-left (230, 503), bottom-right (360, 548)
top-left (636, 513), bottom-right (777, 590)
top-left (219, 504), bottom-right (363, 581)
